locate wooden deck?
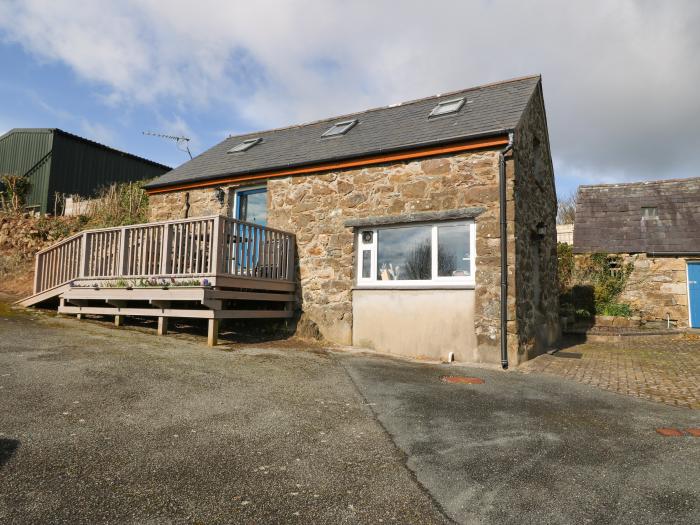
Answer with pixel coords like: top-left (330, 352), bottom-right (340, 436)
top-left (19, 215), bottom-right (297, 345)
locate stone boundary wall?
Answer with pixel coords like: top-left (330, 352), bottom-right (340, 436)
top-left (0, 213), bottom-right (85, 297)
top-left (567, 253), bottom-right (689, 328)
top-left (618, 253), bottom-right (689, 327)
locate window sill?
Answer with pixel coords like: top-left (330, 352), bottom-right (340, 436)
top-left (345, 207), bottom-right (485, 228)
top-left (353, 284), bottom-right (475, 291)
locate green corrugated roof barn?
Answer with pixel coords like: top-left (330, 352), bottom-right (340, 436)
top-left (0, 128), bottom-right (170, 213)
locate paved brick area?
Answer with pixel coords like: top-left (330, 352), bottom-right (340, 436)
top-left (519, 335), bottom-right (700, 409)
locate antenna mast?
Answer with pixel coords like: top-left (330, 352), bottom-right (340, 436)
top-left (143, 131), bottom-right (193, 159)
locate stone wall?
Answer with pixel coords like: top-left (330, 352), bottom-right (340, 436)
top-left (0, 212), bottom-right (86, 298)
top-left (267, 151), bottom-right (507, 357)
top-left (512, 83), bottom-right (560, 363)
top-left (148, 150), bottom-right (513, 363)
top-left (149, 188), bottom-right (229, 222)
top-left (618, 254), bottom-right (688, 327)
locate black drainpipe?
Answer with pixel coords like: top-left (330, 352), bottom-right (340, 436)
top-left (499, 132), bottom-right (515, 370)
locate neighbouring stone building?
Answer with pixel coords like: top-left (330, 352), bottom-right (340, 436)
top-left (145, 75), bottom-right (559, 366)
top-left (574, 177), bottom-right (700, 328)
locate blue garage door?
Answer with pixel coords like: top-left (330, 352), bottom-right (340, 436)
top-left (689, 262), bottom-right (700, 328)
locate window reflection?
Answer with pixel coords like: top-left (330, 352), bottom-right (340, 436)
top-left (238, 189), bottom-right (267, 226)
top-left (362, 250), bottom-right (371, 278)
top-left (377, 226), bottom-right (432, 280)
top-left (438, 224), bottom-right (470, 276)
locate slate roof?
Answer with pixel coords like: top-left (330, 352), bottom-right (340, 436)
top-left (145, 75), bottom-right (541, 189)
top-left (573, 177), bottom-right (700, 254)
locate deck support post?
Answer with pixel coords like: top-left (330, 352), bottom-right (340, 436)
top-left (114, 314), bottom-right (124, 327)
top-left (76, 313), bottom-right (83, 320)
top-left (207, 319), bottom-right (219, 347)
top-left (157, 316), bottom-right (168, 336)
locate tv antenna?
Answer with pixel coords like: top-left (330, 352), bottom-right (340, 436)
top-left (142, 131), bottom-right (193, 159)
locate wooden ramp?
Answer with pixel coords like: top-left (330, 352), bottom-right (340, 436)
top-left (18, 215), bottom-right (297, 346)
top-left (18, 283), bottom-right (72, 308)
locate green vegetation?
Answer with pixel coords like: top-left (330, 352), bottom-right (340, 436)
top-left (0, 179), bottom-right (152, 298)
top-left (35, 214), bottom-right (88, 240)
top-left (74, 277), bottom-right (211, 289)
top-left (557, 242), bottom-right (574, 294)
top-left (0, 252), bottom-right (24, 277)
top-left (0, 174), bottom-right (31, 212)
top-left (558, 243), bottom-right (634, 320)
top-left (598, 302), bottom-right (632, 317)
top-left (72, 181), bottom-right (150, 228)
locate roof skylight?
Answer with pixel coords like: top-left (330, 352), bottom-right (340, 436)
top-left (227, 137), bottom-right (262, 153)
top-left (322, 119), bottom-right (358, 138)
top-left (429, 97), bottom-right (465, 117)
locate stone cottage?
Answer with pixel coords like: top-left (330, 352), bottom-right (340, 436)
top-left (145, 75), bottom-right (559, 367)
top-left (574, 177), bottom-right (700, 328)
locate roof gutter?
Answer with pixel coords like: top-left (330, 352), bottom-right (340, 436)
top-left (647, 251), bottom-right (700, 257)
top-left (499, 131), bottom-right (515, 370)
top-left (145, 128), bottom-right (513, 192)
top-left (573, 250), bottom-right (700, 257)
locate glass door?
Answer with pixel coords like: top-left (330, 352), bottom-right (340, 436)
top-left (236, 187), bottom-right (267, 226)
top-left (234, 187), bottom-right (267, 274)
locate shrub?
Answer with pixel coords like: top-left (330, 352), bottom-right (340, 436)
top-left (68, 181), bottom-right (150, 229)
top-left (583, 253), bottom-right (633, 309)
top-left (598, 302), bottom-right (632, 317)
top-left (575, 308), bottom-right (592, 320)
top-left (0, 252), bottom-right (25, 275)
top-left (557, 248), bottom-right (635, 318)
top-left (557, 242), bottom-right (574, 294)
top-left (0, 174), bottom-right (31, 212)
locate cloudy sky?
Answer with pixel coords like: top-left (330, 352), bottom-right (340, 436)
top-left (1, 0), bottom-right (698, 197)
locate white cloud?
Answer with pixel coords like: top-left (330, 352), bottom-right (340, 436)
top-left (79, 119), bottom-right (115, 146)
top-left (1, 0), bottom-right (699, 189)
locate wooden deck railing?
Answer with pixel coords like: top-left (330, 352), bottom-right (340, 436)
top-left (33, 216), bottom-right (296, 295)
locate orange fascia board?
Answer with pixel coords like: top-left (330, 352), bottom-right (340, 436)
top-left (146, 135), bottom-right (509, 195)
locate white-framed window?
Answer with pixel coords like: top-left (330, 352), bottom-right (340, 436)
top-left (356, 221), bottom-right (476, 287)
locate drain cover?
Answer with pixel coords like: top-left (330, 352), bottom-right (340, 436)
top-left (656, 428), bottom-right (684, 437)
top-left (441, 376), bottom-right (484, 384)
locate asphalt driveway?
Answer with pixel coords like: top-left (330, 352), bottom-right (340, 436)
top-left (1, 306), bottom-right (699, 524)
top-left (342, 355), bottom-right (700, 524)
top-left (0, 309), bottom-right (447, 524)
